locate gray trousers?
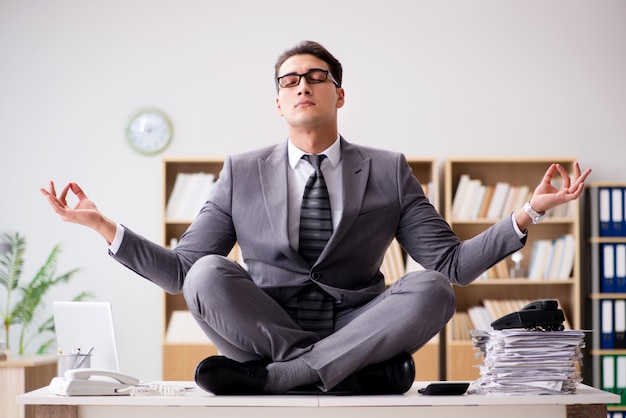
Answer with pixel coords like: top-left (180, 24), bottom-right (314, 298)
top-left (183, 254), bottom-right (456, 390)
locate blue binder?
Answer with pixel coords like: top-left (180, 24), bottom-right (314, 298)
top-left (599, 187), bottom-right (612, 237)
top-left (615, 300), bottom-right (626, 349)
top-left (616, 244), bottom-right (626, 293)
top-left (601, 300), bottom-right (614, 350)
top-left (602, 244), bottom-right (616, 293)
top-left (611, 188), bottom-right (624, 237)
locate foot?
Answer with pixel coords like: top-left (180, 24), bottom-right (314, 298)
top-left (331, 352), bottom-right (415, 394)
top-left (195, 356), bottom-right (269, 395)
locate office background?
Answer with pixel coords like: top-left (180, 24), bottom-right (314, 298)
top-left (1, 0), bottom-right (625, 380)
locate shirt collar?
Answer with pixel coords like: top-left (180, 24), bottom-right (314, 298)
top-left (288, 134), bottom-right (341, 169)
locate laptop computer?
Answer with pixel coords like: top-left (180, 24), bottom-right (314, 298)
top-left (53, 301), bottom-right (120, 372)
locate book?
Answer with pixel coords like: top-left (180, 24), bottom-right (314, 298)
top-left (478, 185), bottom-right (495, 218)
top-left (451, 174), bottom-right (471, 219)
top-left (165, 172), bottom-right (215, 221)
top-left (528, 239), bottom-right (551, 280)
top-left (486, 182), bottom-right (510, 219)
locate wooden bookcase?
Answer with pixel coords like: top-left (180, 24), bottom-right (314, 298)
top-left (161, 157), bottom-right (440, 381)
top-left (443, 157), bottom-right (582, 381)
top-left (584, 183), bottom-right (626, 414)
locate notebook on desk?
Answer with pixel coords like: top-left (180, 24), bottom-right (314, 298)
top-left (53, 301), bottom-right (120, 372)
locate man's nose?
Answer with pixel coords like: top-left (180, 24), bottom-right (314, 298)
top-left (297, 77), bottom-right (312, 94)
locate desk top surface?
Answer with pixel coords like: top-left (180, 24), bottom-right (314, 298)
top-left (17, 382), bottom-right (620, 407)
top-left (0, 354), bottom-right (58, 368)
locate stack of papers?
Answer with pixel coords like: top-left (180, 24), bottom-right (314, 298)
top-left (470, 329), bottom-right (585, 395)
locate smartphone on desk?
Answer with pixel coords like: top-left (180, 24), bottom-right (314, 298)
top-left (49, 368), bottom-right (140, 396)
top-left (418, 382), bottom-right (470, 396)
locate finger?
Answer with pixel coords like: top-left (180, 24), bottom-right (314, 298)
top-left (570, 167), bottom-right (592, 193)
top-left (568, 182), bottom-right (586, 199)
top-left (541, 163), bottom-right (558, 184)
top-left (45, 194), bottom-right (62, 210)
top-left (554, 164), bottom-right (571, 189)
top-left (59, 183), bottom-right (72, 205)
top-left (70, 182), bottom-right (87, 199)
top-left (49, 181), bottom-right (57, 197)
top-left (40, 181), bottom-right (61, 202)
top-left (43, 192), bottom-right (67, 214)
top-left (39, 186), bottom-right (52, 198)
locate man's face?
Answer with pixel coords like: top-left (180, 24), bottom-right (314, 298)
top-left (275, 54), bottom-right (345, 130)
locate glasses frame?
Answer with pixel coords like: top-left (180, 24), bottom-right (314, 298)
top-left (277, 68), bottom-right (339, 89)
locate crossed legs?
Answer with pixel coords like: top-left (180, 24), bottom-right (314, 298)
top-left (183, 255), bottom-right (455, 392)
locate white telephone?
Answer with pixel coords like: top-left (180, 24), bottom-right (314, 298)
top-left (49, 368), bottom-right (140, 396)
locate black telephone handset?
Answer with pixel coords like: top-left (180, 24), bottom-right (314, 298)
top-left (490, 299), bottom-right (565, 331)
top-left (521, 299), bottom-right (558, 312)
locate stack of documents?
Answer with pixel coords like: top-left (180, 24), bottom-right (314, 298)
top-left (470, 329), bottom-right (585, 395)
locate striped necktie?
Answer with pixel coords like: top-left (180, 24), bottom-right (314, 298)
top-left (298, 154), bottom-right (333, 265)
top-left (297, 154), bottom-right (335, 337)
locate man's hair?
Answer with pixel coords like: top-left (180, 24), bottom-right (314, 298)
top-left (274, 40), bottom-right (343, 91)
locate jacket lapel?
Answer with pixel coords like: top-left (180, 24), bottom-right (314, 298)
top-left (317, 139), bottom-right (371, 264)
top-left (258, 143), bottom-right (299, 260)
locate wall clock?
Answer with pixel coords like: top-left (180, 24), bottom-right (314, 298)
top-left (126, 108), bottom-right (173, 155)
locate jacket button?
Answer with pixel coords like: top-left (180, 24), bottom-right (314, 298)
top-left (311, 271), bottom-right (321, 280)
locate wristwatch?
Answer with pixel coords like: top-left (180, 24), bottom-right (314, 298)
top-left (523, 201), bottom-right (546, 224)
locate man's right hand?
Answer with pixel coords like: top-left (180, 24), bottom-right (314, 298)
top-left (40, 181), bottom-right (117, 244)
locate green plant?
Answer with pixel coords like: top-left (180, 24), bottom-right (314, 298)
top-left (0, 230), bottom-right (92, 355)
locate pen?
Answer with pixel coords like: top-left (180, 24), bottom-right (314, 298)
top-left (70, 346), bottom-right (82, 368)
top-left (74, 346), bottom-right (94, 369)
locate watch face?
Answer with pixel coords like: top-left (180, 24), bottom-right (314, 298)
top-left (126, 108), bottom-right (172, 155)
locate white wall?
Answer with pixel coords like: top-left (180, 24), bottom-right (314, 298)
top-left (1, 0), bottom-right (625, 380)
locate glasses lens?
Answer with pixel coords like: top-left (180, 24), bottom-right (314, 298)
top-left (304, 70), bottom-right (328, 84)
top-left (279, 75), bottom-right (300, 88)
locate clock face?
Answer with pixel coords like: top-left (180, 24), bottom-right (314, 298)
top-left (126, 108), bottom-right (172, 155)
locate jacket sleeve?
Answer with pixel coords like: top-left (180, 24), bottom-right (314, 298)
top-left (395, 154), bottom-right (525, 286)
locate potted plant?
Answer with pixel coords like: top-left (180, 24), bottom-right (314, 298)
top-left (0, 230), bottom-right (92, 356)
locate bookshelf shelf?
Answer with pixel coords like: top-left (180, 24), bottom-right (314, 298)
top-left (451, 217), bottom-right (575, 224)
top-left (591, 349), bottom-right (626, 356)
top-left (471, 279), bottom-right (575, 285)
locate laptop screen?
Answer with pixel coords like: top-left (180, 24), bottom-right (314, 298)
top-left (53, 301), bottom-right (120, 372)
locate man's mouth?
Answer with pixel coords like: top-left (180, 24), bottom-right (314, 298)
top-left (296, 100), bottom-right (315, 107)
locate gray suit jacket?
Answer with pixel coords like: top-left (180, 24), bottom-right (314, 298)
top-left (113, 138), bottom-right (524, 308)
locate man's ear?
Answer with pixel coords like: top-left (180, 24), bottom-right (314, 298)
top-left (276, 96), bottom-right (284, 116)
top-left (336, 88), bottom-right (345, 109)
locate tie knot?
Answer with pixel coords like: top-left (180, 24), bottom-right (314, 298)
top-left (302, 154), bottom-right (326, 171)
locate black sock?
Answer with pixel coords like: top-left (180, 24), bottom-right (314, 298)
top-left (264, 358), bottom-right (319, 393)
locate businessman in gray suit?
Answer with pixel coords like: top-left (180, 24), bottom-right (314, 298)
top-left (42, 40), bottom-right (591, 395)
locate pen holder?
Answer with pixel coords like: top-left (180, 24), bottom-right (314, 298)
top-left (57, 353), bottom-right (92, 376)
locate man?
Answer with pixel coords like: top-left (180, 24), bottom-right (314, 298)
top-left (41, 40), bottom-right (591, 395)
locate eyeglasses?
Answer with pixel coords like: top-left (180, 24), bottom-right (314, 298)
top-left (277, 69), bottom-right (339, 89)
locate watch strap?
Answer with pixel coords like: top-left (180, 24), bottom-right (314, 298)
top-left (523, 201), bottom-right (546, 224)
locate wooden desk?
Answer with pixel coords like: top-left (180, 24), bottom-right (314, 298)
top-left (17, 382), bottom-right (619, 418)
top-left (1, 355), bottom-right (57, 418)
